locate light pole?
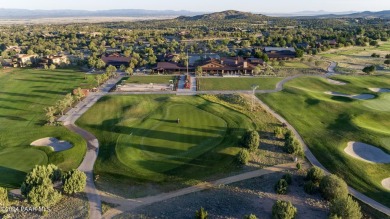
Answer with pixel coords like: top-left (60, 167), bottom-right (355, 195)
top-left (251, 85), bottom-right (259, 111)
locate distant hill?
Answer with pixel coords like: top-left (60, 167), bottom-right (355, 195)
top-left (0, 8), bottom-right (202, 19)
top-left (177, 10), bottom-right (267, 21)
top-left (304, 10), bottom-right (390, 19)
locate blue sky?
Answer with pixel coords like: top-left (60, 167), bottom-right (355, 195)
top-left (1, 0), bottom-right (389, 13)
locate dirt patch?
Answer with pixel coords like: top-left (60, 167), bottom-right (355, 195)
top-left (31, 137), bottom-right (72, 152)
top-left (324, 91), bottom-right (375, 100)
top-left (369, 88), bottom-right (390, 93)
top-left (115, 172), bottom-right (328, 219)
top-left (382, 178), bottom-right (390, 190)
top-left (327, 79), bottom-right (346, 85)
top-left (344, 141), bottom-right (390, 164)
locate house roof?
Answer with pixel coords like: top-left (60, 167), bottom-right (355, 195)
top-left (154, 62), bottom-right (189, 70)
top-left (101, 54), bottom-right (131, 65)
top-left (264, 47), bottom-right (296, 53)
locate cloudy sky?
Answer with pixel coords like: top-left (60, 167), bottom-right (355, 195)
top-left (1, 0), bottom-right (389, 13)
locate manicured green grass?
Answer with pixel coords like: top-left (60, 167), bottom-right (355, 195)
top-left (76, 95), bottom-right (268, 195)
top-left (0, 68), bottom-right (88, 187)
top-left (258, 75), bottom-right (390, 207)
top-left (198, 77), bottom-right (283, 91)
top-left (124, 76), bottom-right (175, 84)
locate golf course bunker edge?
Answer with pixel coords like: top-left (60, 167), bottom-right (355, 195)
top-left (382, 178), bottom-right (390, 190)
top-left (344, 141), bottom-right (390, 164)
top-left (324, 91), bottom-right (375, 100)
top-left (31, 137), bottom-right (73, 152)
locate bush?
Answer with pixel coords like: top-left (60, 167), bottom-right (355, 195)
top-left (304, 180), bottom-right (317, 194)
top-left (62, 169), bottom-right (87, 194)
top-left (385, 60), bottom-right (390, 65)
top-left (237, 149), bottom-right (250, 165)
top-left (27, 181), bottom-right (62, 207)
top-left (244, 214), bottom-right (258, 219)
top-left (272, 200), bottom-right (297, 219)
top-left (386, 54), bottom-right (390, 59)
top-left (362, 65), bottom-right (376, 74)
top-left (274, 127), bottom-right (285, 139)
top-left (0, 187), bottom-right (8, 207)
top-left (242, 130), bottom-right (260, 151)
top-left (306, 166), bottom-right (324, 183)
top-left (21, 164), bottom-right (61, 196)
top-left (275, 179), bottom-right (288, 194)
top-left (329, 196), bottom-right (362, 219)
top-left (371, 53), bottom-right (380, 58)
top-left (319, 174), bottom-right (348, 201)
top-left (195, 207), bottom-right (208, 219)
top-left (284, 136), bottom-right (303, 156)
top-left (284, 130), bottom-right (292, 140)
top-left (296, 162), bottom-right (301, 170)
top-left (282, 173), bottom-right (292, 185)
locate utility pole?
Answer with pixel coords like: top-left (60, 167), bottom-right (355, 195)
top-left (251, 85), bottom-right (259, 111)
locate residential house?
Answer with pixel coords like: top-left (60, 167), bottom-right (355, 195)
top-left (13, 54), bottom-right (39, 67)
top-left (101, 53), bottom-right (131, 68)
top-left (263, 47), bottom-right (296, 60)
top-left (40, 55), bottom-right (69, 66)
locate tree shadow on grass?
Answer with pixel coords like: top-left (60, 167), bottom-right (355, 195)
top-left (0, 115), bottom-right (28, 121)
top-left (32, 90), bottom-right (67, 95)
top-left (330, 96), bottom-right (355, 103)
top-left (305, 98), bottom-right (321, 106)
top-left (327, 113), bottom-right (357, 132)
top-left (0, 166), bottom-right (27, 188)
top-left (0, 91), bottom-right (45, 98)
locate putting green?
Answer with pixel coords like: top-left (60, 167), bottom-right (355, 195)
top-left (0, 148), bottom-right (47, 187)
top-left (363, 93), bottom-right (390, 112)
top-left (354, 114), bottom-right (390, 135)
top-left (116, 103), bottom-right (228, 175)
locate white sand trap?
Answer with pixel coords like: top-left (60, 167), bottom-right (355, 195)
top-left (344, 141), bottom-right (390, 164)
top-left (369, 88), bottom-right (390, 93)
top-left (382, 178), bottom-right (390, 190)
top-left (31, 137), bottom-right (72, 152)
top-left (324, 91), bottom-right (375, 100)
top-left (327, 79), bottom-right (346, 85)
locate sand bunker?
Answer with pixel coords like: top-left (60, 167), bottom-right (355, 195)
top-left (382, 178), bottom-right (390, 190)
top-left (31, 137), bottom-right (72, 152)
top-left (369, 88), bottom-right (390, 93)
top-left (327, 79), bottom-right (346, 85)
top-left (324, 91), bottom-right (375, 100)
top-left (344, 141), bottom-right (390, 163)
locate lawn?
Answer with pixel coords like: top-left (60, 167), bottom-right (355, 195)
top-left (258, 75), bottom-right (390, 207)
top-left (0, 68), bottom-right (88, 187)
top-left (197, 77), bottom-right (283, 91)
top-left (76, 94), bottom-right (283, 198)
top-left (123, 75), bottom-right (175, 84)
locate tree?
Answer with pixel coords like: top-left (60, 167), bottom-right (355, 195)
top-left (195, 207), bottom-right (208, 219)
top-left (385, 60), bottom-right (390, 65)
top-left (296, 49), bottom-right (304, 58)
top-left (74, 87), bottom-right (85, 101)
top-left (362, 65), bottom-right (375, 74)
top-left (21, 164), bottom-right (61, 197)
top-left (62, 169), bottom-right (87, 194)
top-left (196, 66), bottom-right (203, 77)
top-left (319, 174), bottom-right (348, 201)
top-left (0, 187), bottom-right (8, 207)
top-left (27, 181), bottom-right (62, 207)
top-left (272, 200), bottom-right (297, 219)
top-left (55, 99), bottom-right (67, 115)
top-left (244, 214), bottom-right (258, 219)
top-left (125, 67), bottom-right (134, 75)
top-left (242, 130), bottom-right (260, 152)
top-left (275, 179), bottom-right (288, 194)
top-left (64, 93), bottom-right (74, 107)
top-left (304, 181), bottom-right (317, 194)
top-left (49, 64), bottom-right (56, 70)
top-left (253, 66), bottom-right (262, 75)
top-left (96, 59), bottom-right (106, 69)
top-left (282, 173), bottom-right (292, 185)
top-left (106, 65), bottom-right (117, 76)
top-left (284, 136), bottom-right (303, 156)
top-left (329, 196), bottom-right (362, 219)
top-left (306, 166), bottom-right (324, 183)
top-left (44, 106), bottom-right (57, 125)
top-left (120, 64), bottom-right (126, 72)
top-left (237, 149), bottom-right (250, 165)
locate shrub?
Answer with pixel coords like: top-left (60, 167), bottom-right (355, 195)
top-left (244, 214), bottom-right (258, 219)
top-left (284, 136), bottom-right (303, 156)
top-left (386, 54), bottom-right (390, 59)
top-left (284, 130), bottom-right (292, 140)
top-left (319, 174), bottom-right (348, 201)
top-left (237, 149), bottom-right (250, 165)
top-left (27, 180), bottom-right (62, 207)
top-left (242, 130), bottom-right (260, 151)
top-left (282, 173), bottom-right (292, 185)
top-left (21, 164), bottom-right (61, 197)
top-left (385, 60), bottom-right (390, 65)
top-left (195, 207), bottom-right (208, 219)
top-left (329, 196), bottom-right (362, 219)
top-left (62, 169), bottom-right (87, 194)
top-left (274, 127), bottom-right (285, 139)
top-left (304, 181), bottom-right (317, 194)
top-left (0, 187), bottom-right (8, 206)
top-left (272, 200), bottom-right (297, 219)
top-left (296, 162), bottom-right (301, 170)
top-left (275, 179), bottom-right (288, 194)
top-left (362, 65), bottom-right (375, 74)
top-left (306, 166), bottom-right (324, 183)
